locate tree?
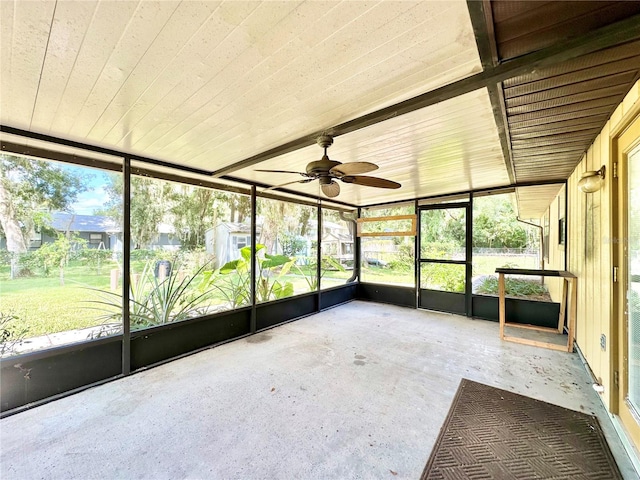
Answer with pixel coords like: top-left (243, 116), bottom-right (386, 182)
top-left (33, 233), bottom-right (86, 285)
top-left (472, 196), bottom-right (535, 249)
top-left (0, 154), bottom-right (85, 278)
top-left (101, 175), bottom-right (254, 252)
top-left (226, 194), bottom-right (250, 223)
top-left (170, 186), bottom-right (226, 249)
top-left (258, 199), bottom-right (315, 254)
top-left (101, 174), bottom-right (173, 249)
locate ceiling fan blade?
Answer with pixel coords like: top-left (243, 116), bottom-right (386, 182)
top-left (264, 178), bottom-right (314, 191)
top-left (255, 169), bottom-right (309, 176)
top-left (329, 162), bottom-right (379, 176)
top-left (321, 181), bottom-right (340, 198)
top-left (341, 175), bottom-right (401, 189)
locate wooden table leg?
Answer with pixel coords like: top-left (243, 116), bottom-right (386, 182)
top-left (558, 278), bottom-right (567, 333)
top-left (499, 272), bottom-right (506, 340)
top-left (567, 277), bottom-right (577, 352)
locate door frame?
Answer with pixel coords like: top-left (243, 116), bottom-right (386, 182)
top-left (614, 111), bottom-right (640, 448)
top-left (417, 200), bottom-right (473, 315)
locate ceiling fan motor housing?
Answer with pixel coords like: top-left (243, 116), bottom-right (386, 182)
top-left (306, 157), bottom-right (341, 175)
top-left (319, 176), bottom-right (334, 185)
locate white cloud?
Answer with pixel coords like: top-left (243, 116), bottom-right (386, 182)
top-left (71, 186), bottom-right (111, 215)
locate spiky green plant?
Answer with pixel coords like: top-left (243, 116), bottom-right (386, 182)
top-left (85, 261), bottom-right (216, 329)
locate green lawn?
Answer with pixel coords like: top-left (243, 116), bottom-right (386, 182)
top-left (0, 254), bottom-right (539, 339)
top-left (360, 265), bottom-right (414, 286)
top-left (1, 260), bottom-right (124, 336)
top-left (472, 254), bottom-right (539, 276)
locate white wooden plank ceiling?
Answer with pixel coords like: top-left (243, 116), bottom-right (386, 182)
top-left (233, 88), bottom-right (510, 205)
top-left (3, 0), bottom-right (578, 209)
top-left (1, 1), bottom-right (480, 162)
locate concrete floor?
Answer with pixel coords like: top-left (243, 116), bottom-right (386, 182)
top-left (1, 301), bottom-right (638, 479)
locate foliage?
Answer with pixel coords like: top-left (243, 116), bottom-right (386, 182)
top-left (473, 195), bottom-right (537, 249)
top-left (476, 275), bottom-right (548, 299)
top-left (199, 245), bottom-right (253, 309)
top-left (279, 232), bottom-right (306, 257)
top-left (0, 311), bottom-right (29, 357)
top-left (100, 174), bottom-right (252, 252)
top-left (253, 244), bottom-right (295, 302)
top-left (258, 198), bottom-right (315, 255)
top-left (0, 154), bottom-right (86, 279)
top-left (0, 154), bottom-right (86, 246)
top-left (130, 249), bottom-right (161, 262)
top-left (388, 243), bottom-right (414, 271)
top-left (79, 248), bottom-right (112, 275)
top-left (421, 241), bottom-right (460, 259)
top-left (420, 209), bottom-right (465, 255)
top-left (169, 186), bottom-right (227, 249)
top-left (360, 204), bottom-right (414, 234)
top-left (31, 234), bottom-right (86, 283)
top-left (85, 261), bottom-right (215, 329)
top-left (199, 268), bottom-right (250, 309)
top-left (291, 255), bottom-right (346, 291)
top-left (199, 247), bottom-right (346, 307)
top-left (0, 249), bottom-right (11, 266)
top-left (16, 251), bottom-right (39, 277)
top-left (101, 174), bottom-right (173, 249)
top-left (421, 263), bottom-right (465, 292)
top-left (225, 193), bottom-right (251, 223)
top-left (202, 244), bottom-right (296, 304)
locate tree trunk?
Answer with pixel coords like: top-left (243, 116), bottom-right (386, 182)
top-left (230, 203), bottom-right (237, 223)
top-left (0, 181), bottom-right (27, 279)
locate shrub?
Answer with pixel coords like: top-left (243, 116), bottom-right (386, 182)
top-left (0, 311), bottom-right (29, 357)
top-left (476, 275), bottom-right (548, 299)
top-left (130, 249), bottom-right (158, 261)
top-left (420, 263), bottom-right (465, 292)
top-left (79, 248), bottom-right (112, 274)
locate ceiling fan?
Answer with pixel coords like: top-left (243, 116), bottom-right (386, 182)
top-left (256, 134), bottom-right (401, 198)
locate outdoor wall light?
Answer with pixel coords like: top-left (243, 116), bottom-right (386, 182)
top-left (578, 166), bottom-right (606, 193)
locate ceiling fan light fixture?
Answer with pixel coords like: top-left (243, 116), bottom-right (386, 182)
top-left (321, 180), bottom-right (340, 198)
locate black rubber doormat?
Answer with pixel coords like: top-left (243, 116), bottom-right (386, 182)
top-left (421, 379), bottom-right (622, 480)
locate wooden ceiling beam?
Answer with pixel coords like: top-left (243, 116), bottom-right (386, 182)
top-left (468, 0), bottom-right (516, 184)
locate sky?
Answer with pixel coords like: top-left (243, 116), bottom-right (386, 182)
top-left (62, 165), bottom-right (114, 216)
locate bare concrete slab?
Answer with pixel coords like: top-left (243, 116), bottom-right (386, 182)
top-left (1, 301), bottom-right (638, 479)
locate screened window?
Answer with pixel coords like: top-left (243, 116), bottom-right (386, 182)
top-left (472, 193), bottom-right (545, 300)
top-left (255, 197), bottom-right (317, 302)
top-left (360, 204), bottom-right (415, 287)
top-left (320, 208), bottom-right (355, 290)
top-left (0, 152), bottom-right (122, 356)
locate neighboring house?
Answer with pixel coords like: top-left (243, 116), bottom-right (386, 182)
top-left (149, 222), bottom-right (181, 251)
top-left (320, 220), bottom-right (354, 263)
top-left (33, 213), bottom-right (121, 251)
top-left (13, 213), bottom-right (180, 252)
top-left (205, 220), bottom-right (353, 269)
top-left (206, 222), bottom-right (261, 269)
